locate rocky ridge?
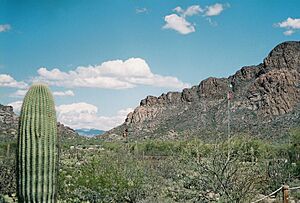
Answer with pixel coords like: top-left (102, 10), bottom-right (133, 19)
top-left (105, 41), bottom-right (300, 140)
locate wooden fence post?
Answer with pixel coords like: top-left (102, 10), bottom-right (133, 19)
top-left (282, 185), bottom-right (289, 203)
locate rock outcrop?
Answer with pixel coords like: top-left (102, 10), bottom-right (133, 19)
top-left (57, 122), bottom-right (79, 139)
top-left (0, 104), bottom-right (19, 139)
top-left (104, 41), bottom-right (300, 140)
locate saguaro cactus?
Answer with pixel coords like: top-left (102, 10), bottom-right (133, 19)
top-left (17, 83), bottom-right (58, 203)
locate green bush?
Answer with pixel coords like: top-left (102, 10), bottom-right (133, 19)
top-left (0, 156), bottom-right (16, 196)
top-left (58, 149), bottom-right (148, 202)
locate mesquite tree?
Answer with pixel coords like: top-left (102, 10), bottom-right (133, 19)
top-left (17, 83), bottom-right (58, 203)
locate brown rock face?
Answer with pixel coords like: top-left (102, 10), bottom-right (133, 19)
top-left (263, 41), bottom-right (300, 71)
top-left (248, 69), bottom-right (300, 115)
top-left (198, 77), bottom-right (230, 99)
top-left (126, 106), bottom-right (162, 124)
top-left (105, 41), bottom-right (300, 140)
top-left (234, 66), bottom-right (259, 81)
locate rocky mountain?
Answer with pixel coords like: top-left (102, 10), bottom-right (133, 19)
top-left (0, 104), bottom-right (79, 140)
top-left (57, 122), bottom-right (80, 139)
top-left (104, 41), bottom-right (300, 140)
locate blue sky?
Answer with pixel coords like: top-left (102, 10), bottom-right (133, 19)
top-left (0, 0), bottom-right (299, 130)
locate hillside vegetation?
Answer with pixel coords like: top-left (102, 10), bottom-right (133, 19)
top-left (1, 129), bottom-right (299, 202)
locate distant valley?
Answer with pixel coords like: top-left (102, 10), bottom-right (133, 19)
top-left (76, 128), bottom-right (105, 137)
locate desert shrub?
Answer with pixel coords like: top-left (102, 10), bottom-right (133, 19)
top-left (57, 134), bottom-right (299, 202)
top-left (58, 149), bottom-right (148, 202)
top-left (1, 131), bottom-right (298, 202)
top-left (140, 140), bottom-right (182, 156)
top-left (289, 129), bottom-right (300, 163)
top-left (0, 155), bottom-right (16, 196)
top-left (167, 139), bottom-right (266, 202)
top-left (133, 139), bottom-right (211, 158)
top-left (263, 159), bottom-right (293, 193)
top-left (0, 195), bottom-right (5, 203)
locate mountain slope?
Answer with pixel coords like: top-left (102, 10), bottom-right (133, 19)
top-left (104, 41), bottom-right (300, 140)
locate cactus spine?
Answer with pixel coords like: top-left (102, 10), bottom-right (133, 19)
top-left (17, 84), bottom-right (58, 203)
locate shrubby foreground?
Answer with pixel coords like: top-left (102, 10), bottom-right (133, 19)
top-left (0, 130), bottom-right (300, 202)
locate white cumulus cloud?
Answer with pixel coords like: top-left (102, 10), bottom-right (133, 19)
top-left (163, 3), bottom-right (228, 35)
top-left (173, 5), bottom-right (203, 17)
top-left (35, 58), bottom-right (189, 90)
top-left (163, 5), bottom-right (202, 35)
top-left (10, 89), bottom-right (74, 98)
top-left (278, 17), bottom-right (300, 29)
top-left (0, 24), bottom-right (11, 32)
top-left (10, 89), bottom-right (28, 97)
top-left (0, 74), bottom-right (28, 89)
top-left (163, 14), bottom-right (196, 35)
top-left (56, 102), bottom-right (133, 130)
top-left (53, 90), bottom-right (75, 97)
top-left (283, 30), bottom-right (295, 36)
top-left (205, 3), bottom-right (225, 16)
top-left (276, 17), bottom-right (300, 35)
top-left (7, 100), bottom-right (23, 114)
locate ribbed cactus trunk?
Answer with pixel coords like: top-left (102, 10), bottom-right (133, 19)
top-left (17, 84), bottom-right (58, 203)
